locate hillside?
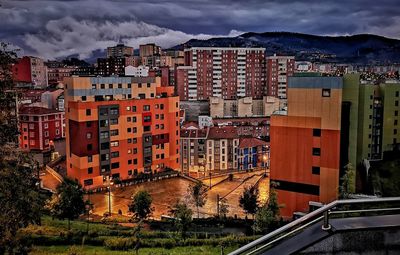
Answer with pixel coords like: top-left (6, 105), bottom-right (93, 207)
top-left (172, 32), bottom-right (400, 64)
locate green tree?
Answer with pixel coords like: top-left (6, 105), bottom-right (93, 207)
top-left (188, 181), bottom-right (208, 218)
top-left (46, 178), bottom-right (85, 230)
top-left (339, 163), bottom-right (356, 198)
top-left (239, 186), bottom-right (258, 219)
top-left (0, 43), bottom-right (44, 255)
top-left (169, 200), bottom-right (193, 239)
top-left (129, 190), bottom-right (153, 220)
top-left (218, 197), bottom-right (229, 218)
top-left (253, 182), bottom-right (282, 234)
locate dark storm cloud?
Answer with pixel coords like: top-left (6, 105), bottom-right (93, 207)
top-left (1, 0), bottom-right (399, 59)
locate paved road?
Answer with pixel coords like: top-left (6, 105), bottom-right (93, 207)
top-left (88, 171), bottom-right (270, 219)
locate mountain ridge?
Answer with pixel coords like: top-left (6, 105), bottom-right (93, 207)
top-left (171, 32), bottom-right (400, 64)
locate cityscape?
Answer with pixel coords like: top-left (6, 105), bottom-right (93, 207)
top-left (1, 0), bottom-right (400, 255)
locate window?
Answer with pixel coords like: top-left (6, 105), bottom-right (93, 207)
top-left (143, 115), bottom-right (151, 122)
top-left (86, 122), bottom-right (92, 127)
top-left (395, 110), bottom-right (398, 116)
top-left (56, 129), bottom-right (60, 135)
top-left (132, 106), bottom-right (136, 112)
top-left (86, 109), bottom-right (91, 116)
top-left (133, 127), bottom-right (137, 133)
top-left (395, 91), bottom-right (399, 97)
top-left (82, 96), bottom-right (87, 101)
top-left (87, 167), bottom-right (93, 174)
top-left (84, 179), bottom-right (93, 186)
top-left (312, 148), bottom-right (321, 156)
top-left (118, 83), bottom-right (122, 88)
top-left (29, 124), bottom-right (34, 129)
top-left (313, 129), bottom-right (321, 137)
top-left (86, 132), bottom-right (92, 139)
top-left (143, 105), bottom-right (150, 111)
top-left (101, 154), bottom-right (109, 161)
top-left (110, 108), bottom-right (119, 115)
top-left (144, 126), bottom-right (151, 132)
top-left (101, 142), bottom-right (109, 150)
top-left (395, 120), bottom-right (398, 126)
top-left (100, 131), bottom-right (109, 139)
top-left (395, 129), bottom-right (398, 135)
top-left (44, 131), bottom-right (49, 137)
top-left (138, 83), bottom-right (142, 88)
top-left (127, 117), bottom-right (131, 122)
top-left (396, 101), bottom-right (399, 107)
top-left (100, 119), bottom-right (109, 127)
top-left (100, 84), bottom-right (105, 89)
top-left (110, 141), bottom-right (119, 147)
top-left (128, 138), bottom-right (132, 143)
top-left (126, 106), bottom-right (131, 111)
top-left (312, 166), bottom-right (320, 175)
top-left (109, 84), bottom-right (113, 89)
top-left (128, 170), bottom-right (132, 175)
top-left (128, 83), bottom-right (131, 88)
top-left (133, 148), bottom-right (137, 154)
top-left (88, 155), bottom-right (93, 162)
top-left (133, 138), bottom-right (137, 144)
top-left (322, 89), bottom-right (331, 97)
top-left (55, 122), bottom-right (60, 127)
top-left (110, 129), bottom-right (119, 136)
top-left (87, 144), bottom-right (93, 150)
top-left (147, 83), bottom-right (151, 88)
top-left (111, 162), bottom-right (119, 169)
top-left (110, 118), bottom-right (118, 125)
top-left (44, 123), bottom-right (48, 129)
top-left (127, 128), bottom-right (132, 133)
top-left (92, 84), bottom-right (96, 89)
top-left (132, 117), bottom-right (137, 122)
top-left (160, 104), bottom-right (164, 110)
top-left (111, 151), bottom-right (119, 158)
top-left (128, 160), bottom-right (132, 165)
top-left (133, 159), bottom-right (138, 164)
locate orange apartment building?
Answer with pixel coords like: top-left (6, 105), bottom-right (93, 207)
top-left (64, 76), bottom-right (180, 188)
top-left (270, 76), bottom-right (342, 218)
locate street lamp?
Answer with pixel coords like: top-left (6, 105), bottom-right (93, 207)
top-left (107, 176), bottom-right (114, 217)
top-left (263, 154), bottom-right (268, 177)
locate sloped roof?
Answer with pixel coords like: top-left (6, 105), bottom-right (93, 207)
top-left (239, 137), bottom-right (268, 148)
top-left (208, 126), bottom-right (238, 139)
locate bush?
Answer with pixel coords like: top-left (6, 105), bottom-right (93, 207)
top-left (103, 237), bottom-right (136, 250)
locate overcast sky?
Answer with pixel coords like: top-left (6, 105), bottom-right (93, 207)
top-left (1, 0), bottom-right (399, 59)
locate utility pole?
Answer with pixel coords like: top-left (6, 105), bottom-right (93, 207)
top-left (217, 194), bottom-right (220, 217)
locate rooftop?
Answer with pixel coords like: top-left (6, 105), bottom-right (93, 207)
top-left (19, 106), bottom-right (62, 115)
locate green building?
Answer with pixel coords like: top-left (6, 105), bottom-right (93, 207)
top-left (341, 74), bottom-right (400, 192)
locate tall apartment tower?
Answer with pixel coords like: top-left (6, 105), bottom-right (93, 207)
top-left (107, 44), bottom-right (134, 58)
top-left (270, 76), bottom-right (343, 217)
top-left (65, 76), bottom-right (180, 187)
top-left (177, 47), bottom-right (266, 101)
top-left (266, 55), bottom-right (295, 99)
top-left (12, 56), bottom-right (48, 89)
top-left (139, 43), bottom-right (162, 57)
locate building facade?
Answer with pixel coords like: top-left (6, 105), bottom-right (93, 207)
top-left (266, 55), bottom-right (295, 99)
top-left (12, 56), bottom-right (48, 89)
top-left (177, 47), bottom-right (266, 101)
top-left (139, 43), bottom-right (162, 58)
top-left (270, 76), bottom-right (343, 218)
top-left (19, 106), bottom-right (65, 151)
top-left (65, 76), bottom-right (180, 187)
top-left (107, 44), bottom-right (134, 58)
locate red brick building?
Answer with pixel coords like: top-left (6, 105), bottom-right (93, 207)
top-left (266, 55), bottom-right (295, 99)
top-left (176, 47), bottom-right (266, 101)
top-left (12, 56), bottom-right (48, 89)
top-left (19, 106), bottom-right (65, 151)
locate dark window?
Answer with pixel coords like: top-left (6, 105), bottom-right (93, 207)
top-left (128, 83), bottom-right (131, 88)
top-left (101, 154), bottom-right (109, 161)
top-left (128, 138), bottom-right (132, 143)
top-left (84, 179), bottom-right (93, 186)
top-left (396, 91), bottom-right (399, 97)
top-left (395, 120), bottom-right (398, 126)
top-left (99, 108), bottom-right (108, 116)
top-left (86, 109), bottom-right (91, 116)
top-left (147, 83), bottom-right (151, 88)
top-left (128, 159), bottom-right (132, 165)
top-left (87, 144), bottom-right (93, 151)
top-left (133, 159), bottom-right (138, 164)
top-left (100, 131), bottom-right (109, 139)
top-left (322, 89), bottom-right (331, 97)
top-left (312, 148), bottom-right (321, 156)
top-left (101, 142), bottom-right (109, 150)
top-left (127, 128), bottom-right (131, 133)
top-left (88, 155), bottom-right (93, 162)
top-left (133, 117), bottom-right (137, 122)
top-left (394, 129), bottom-right (398, 135)
top-left (128, 170), bottom-right (132, 175)
top-left (313, 129), bottom-right (321, 137)
top-left (110, 129), bottom-right (119, 136)
top-left (100, 119), bottom-right (109, 127)
top-left (138, 83), bottom-right (142, 88)
top-left (274, 180), bottom-right (319, 196)
top-left (144, 126), bottom-right (151, 132)
top-left (395, 110), bottom-right (398, 116)
top-left (86, 122), bottom-right (92, 127)
top-left (88, 167), bottom-right (93, 174)
top-left (312, 166), bottom-right (320, 175)
top-left (134, 169), bottom-right (138, 176)
top-left (396, 101), bottom-right (399, 107)
top-left (110, 108), bottom-right (119, 115)
top-left (118, 83), bottom-right (122, 88)
top-left (111, 162), bottom-right (119, 169)
top-left (127, 117), bottom-right (131, 122)
top-left (82, 96), bottom-right (87, 101)
top-left (132, 106), bottom-right (136, 112)
top-left (110, 118), bottom-right (118, 125)
top-left (143, 105), bottom-right (150, 111)
top-left (138, 93), bottom-right (146, 99)
top-left (143, 115), bottom-right (151, 122)
top-left (133, 148), bottom-right (137, 154)
top-left (111, 151), bottom-right (119, 158)
top-left (133, 138), bottom-right (137, 144)
top-left (109, 84), bottom-right (113, 89)
top-left (160, 104), bottom-right (164, 110)
top-left (100, 84), bottom-right (105, 89)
